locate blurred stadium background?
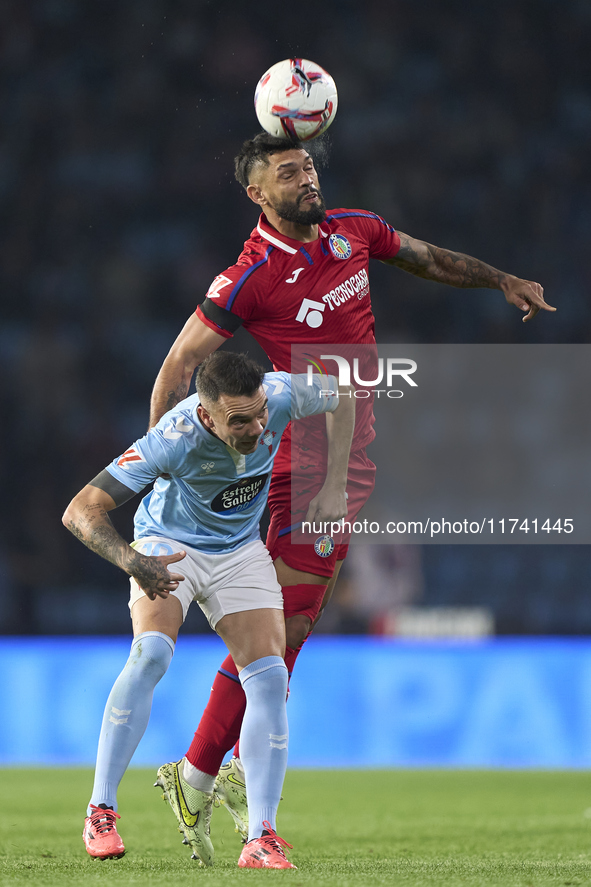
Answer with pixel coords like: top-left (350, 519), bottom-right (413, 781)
top-left (1, 0), bottom-right (591, 766)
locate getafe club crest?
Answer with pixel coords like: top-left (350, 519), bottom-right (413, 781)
top-left (314, 534), bottom-right (335, 558)
top-left (328, 233), bottom-right (352, 260)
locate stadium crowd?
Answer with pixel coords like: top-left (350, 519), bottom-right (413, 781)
top-left (1, 0), bottom-right (590, 634)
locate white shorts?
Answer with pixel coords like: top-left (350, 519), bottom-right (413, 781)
top-left (128, 537), bottom-right (283, 630)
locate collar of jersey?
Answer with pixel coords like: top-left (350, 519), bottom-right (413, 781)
top-left (257, 213), bottom-right (329, 255)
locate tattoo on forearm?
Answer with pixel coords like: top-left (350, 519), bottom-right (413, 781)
top-left (66, 520), bottom-right (86, 544)
top-left (165, 383), bottom-right (188, 412)
top-left (67, 505), bottom-right (132, 572)
top-left (393, 238), bottom-right (505, 289)
top-left (67, 507), bottom-right (172, 590)
top-left (68, 507), bottom-right (128, 570)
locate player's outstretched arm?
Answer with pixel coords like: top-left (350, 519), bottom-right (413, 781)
top-left (62, 472), bottom-right (186, 600)
top-left (149, 313), bottom-right (228, 428)
top-left (304, 385), bottom-right (355, 525)
top-left (384, 232), bottom-right (556, 322)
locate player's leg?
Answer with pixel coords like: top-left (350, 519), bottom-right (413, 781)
top-left (216, 608), bottom-right (287, 834)
top-left (276, 556), bottom-right (344, 653)
top-left (84, 537), bottom-right (193, 860)
top-left (184, 552), bottom-right (333, 785)
top-left (226, 559), bottom-right (342, 769)
top-left (181, 614), bottom-right (328, 796)
top-left (84, 596), bottom-right (182, 859)
top-left (184, 504), bottom-right (339, 805)
top-left (159, 541), bottom-right (293, 865)
top-left (212, 561), bottom-right (332, 840)
top-left (216, 607), bottom-right (294, 869)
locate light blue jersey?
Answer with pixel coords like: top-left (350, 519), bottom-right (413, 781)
top-left (106, 372), bottom-right (337, 554)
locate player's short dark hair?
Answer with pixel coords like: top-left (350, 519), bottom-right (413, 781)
top-left (234, 132), bottom-right (303, 188)
top-left (196, 351), bottom-right (266, 403)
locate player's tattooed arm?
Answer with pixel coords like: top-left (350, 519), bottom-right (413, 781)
top-left (62, 473), bottom-right (185, 600)
top-left (164, 382), bottom-right (189, 414)
top-left (384, 232), bottom-right (555, 322)
top-left (150, 313), bottom-right (228, 428)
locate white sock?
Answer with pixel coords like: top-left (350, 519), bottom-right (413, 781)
top-left (182, 757), bottom-right (216, 793)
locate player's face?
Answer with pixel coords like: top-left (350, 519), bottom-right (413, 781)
top-left (198, 388), bottom-right (269, 455)
top-left (258, 149), bottom-right (326, 225)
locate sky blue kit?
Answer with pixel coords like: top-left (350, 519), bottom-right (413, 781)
top-left (106, 372), bottom-right (337, 554)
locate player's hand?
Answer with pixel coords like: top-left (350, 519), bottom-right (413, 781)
top-left (501, 276), bottom-right (555, 322)
top-left (304, 485), bottom-right (348, 526)
top-left (130, 550), bottom-right (187, 601)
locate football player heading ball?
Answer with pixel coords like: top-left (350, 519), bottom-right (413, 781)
top-left (148, 124), bottom-right (554, 846)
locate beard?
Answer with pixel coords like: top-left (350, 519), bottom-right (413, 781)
top-left (272, 189), bottom-right (327, 226)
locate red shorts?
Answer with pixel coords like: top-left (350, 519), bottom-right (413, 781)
top-left (266, 435), bottom-right (376, 579)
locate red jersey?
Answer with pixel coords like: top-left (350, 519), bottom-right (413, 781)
top-left (197, 208), bottom-right (400, 451)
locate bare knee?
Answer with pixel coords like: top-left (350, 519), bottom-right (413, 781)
top-left (285, 614), bottom-right (312, 650)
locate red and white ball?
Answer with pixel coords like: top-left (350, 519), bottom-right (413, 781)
top-left (254, 58), bottom-right (338, 142)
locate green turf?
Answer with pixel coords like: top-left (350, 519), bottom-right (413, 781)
top-left (1, 768), bottom-right (591, 886)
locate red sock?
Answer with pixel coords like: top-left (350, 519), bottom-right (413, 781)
top-left (185, 654), bottom-right (246, 775)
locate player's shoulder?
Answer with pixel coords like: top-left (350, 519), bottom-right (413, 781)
top-left (263, 370), bottom-right (297, 401)
top-left (324, 208), bottom-right (398, 255)
top-left (236, 225), bottom-right (271, 264)
top-left (152, 394), bottom-right (202, 440)
top-left (204, 228), bottom-right (272, 301)
top-left (325, 207), bottom-right (389, 227)
top-left (263, 371), bottom-right (292, 397)
top-left (261, 372), bottom-right (295, 430)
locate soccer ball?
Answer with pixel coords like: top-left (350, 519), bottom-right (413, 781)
top-left (254, 58), bottom-right (338, 142)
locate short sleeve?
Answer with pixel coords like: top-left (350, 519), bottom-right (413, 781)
top-left (105, 427), bottom-right (179, 493)
top-left (196, 245), bottom-right (272, 335)
top-left (359, 212), bottom-right (400, 260)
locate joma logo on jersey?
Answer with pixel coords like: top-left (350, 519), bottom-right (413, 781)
top-left (286, 267), bottom-right (305, 283)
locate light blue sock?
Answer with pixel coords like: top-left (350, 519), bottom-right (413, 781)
top-left (238, 655), bottom-right (289, 840)
top-left (88, 631), bottom-right (174, 814)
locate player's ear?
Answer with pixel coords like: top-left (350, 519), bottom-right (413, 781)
top-left (247, 183), bottom-right (266, 207)
top-left (197, 405), bottom-right (215, 430)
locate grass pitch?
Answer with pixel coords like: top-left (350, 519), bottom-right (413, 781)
top-left (1, 769), bottom-right (590, 886)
